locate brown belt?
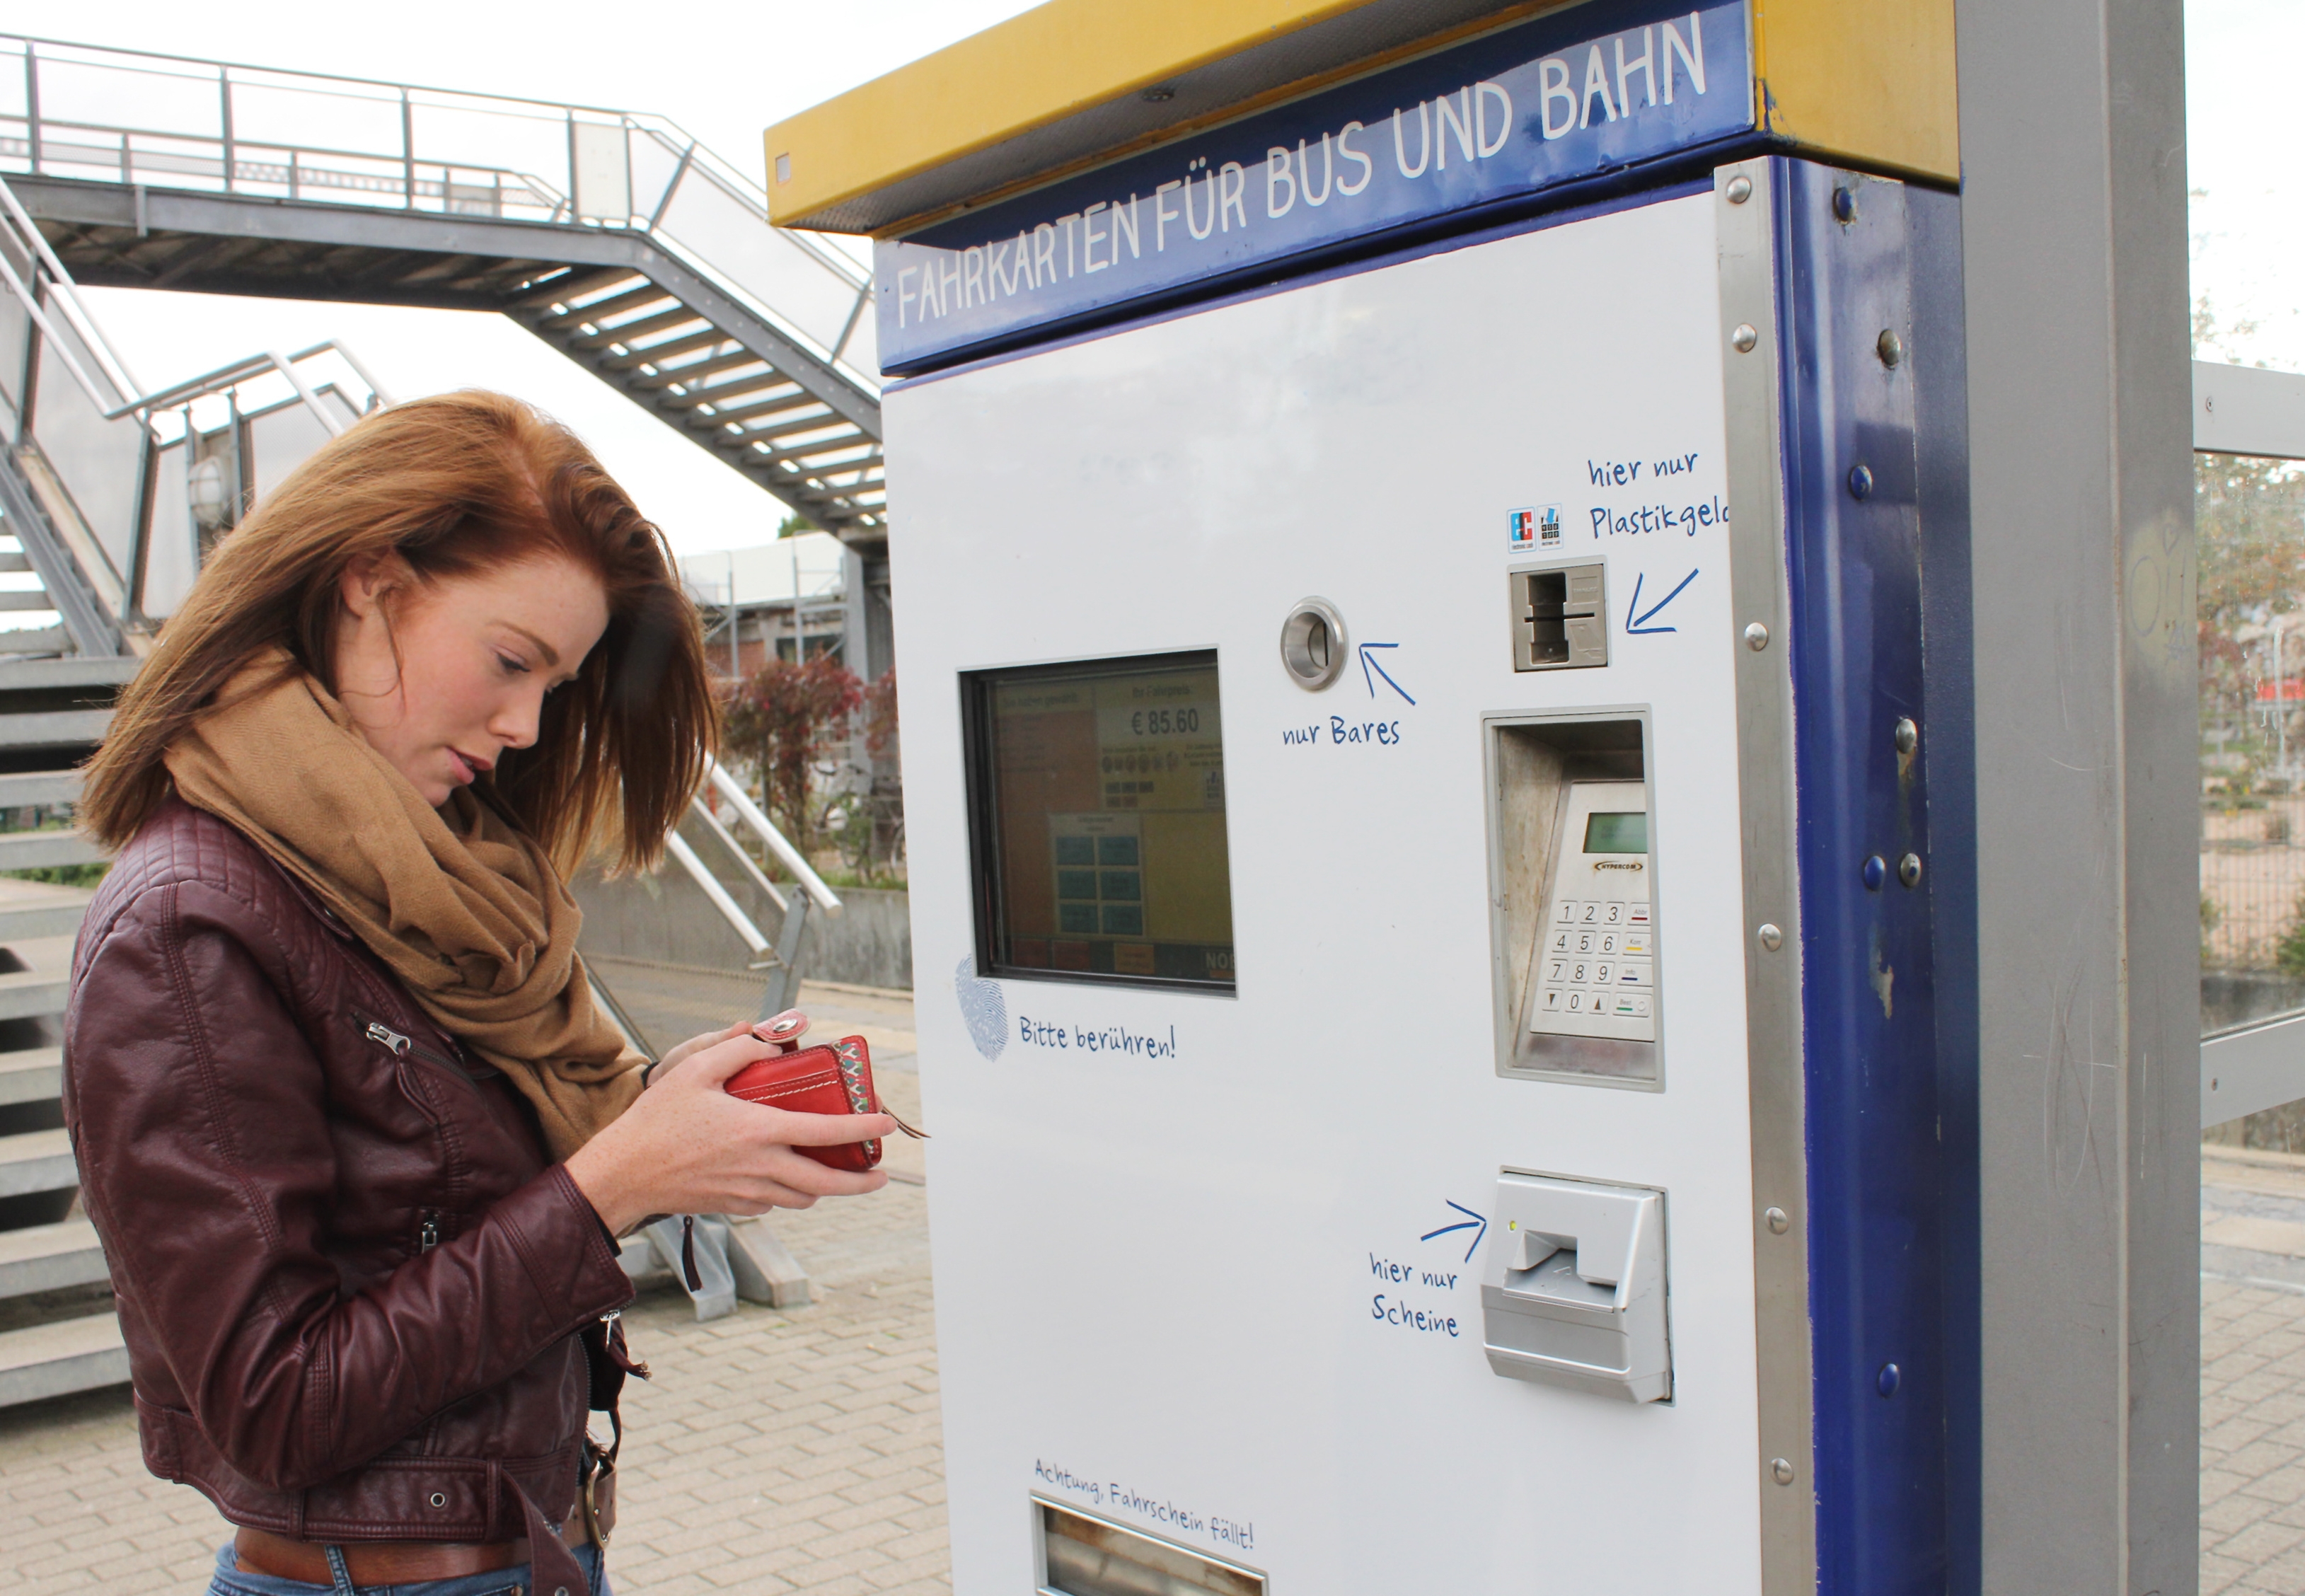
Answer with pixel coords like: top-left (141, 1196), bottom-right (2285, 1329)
top-left (232, 1512), bottom-right (589, 1586)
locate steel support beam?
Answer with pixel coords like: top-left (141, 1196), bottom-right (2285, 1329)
top-left (1956, 1), bottom-right (2197, 1592)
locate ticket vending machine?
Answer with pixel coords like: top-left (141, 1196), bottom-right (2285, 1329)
top-left (768, 4), bottom-right (1967, 1591)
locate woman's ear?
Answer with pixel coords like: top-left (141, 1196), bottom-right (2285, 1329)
top-left (337, 553), bottom-right (408, 620)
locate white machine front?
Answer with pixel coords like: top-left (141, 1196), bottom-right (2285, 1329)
top-left (893, 191), bottom-right (1757, 1593)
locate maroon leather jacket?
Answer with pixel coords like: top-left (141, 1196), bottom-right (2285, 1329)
top-left (63, 797), bottom-right (635, 1544)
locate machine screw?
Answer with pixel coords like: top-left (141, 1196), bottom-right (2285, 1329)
top-left (1731, 322), bottom-right (1759, 352)
top-left (1725, 173), bottom-right (1752, 204)
top-left (1898, 853), bottom-right (1924, 889)
top-left (1757, 923), bottom-right (1784, 952)
top-left (1847, 463), bottom-right (1874, 499)
top-left (1878, 328), bottom-right (1905, 367)
top-left (1832, 186), bottom-right (1858, 222)
top-left (1862, 855), bottom-right (1886, 891)
top-left (1743, 621), bottom-right (1770, 650)
top-left (1894, 717), bottom-right (1918, 755)
top-left (1765, 1206), bottom-right (1789, 1234)
top-left (1770, 1457), bottom-right (1796, 1486)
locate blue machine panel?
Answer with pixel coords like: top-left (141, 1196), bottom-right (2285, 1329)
top-left (877, 0), bottom-right (1750, 372)
top-left (1773, 157), bottom-right (1960, 1592)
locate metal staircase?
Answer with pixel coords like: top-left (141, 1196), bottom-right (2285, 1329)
top-left (1, 34), bottom-right (887, 545)
top-left (0, 178), bottom-right (395, 1407)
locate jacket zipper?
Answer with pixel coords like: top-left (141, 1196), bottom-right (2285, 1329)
top-left (356, 1013), bottom-right (483, 1092)
top-left (418, 1210), bottom-right (442, 1253)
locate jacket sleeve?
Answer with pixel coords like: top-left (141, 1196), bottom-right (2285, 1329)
top-left (64, 877), bottom-right (635, 1491)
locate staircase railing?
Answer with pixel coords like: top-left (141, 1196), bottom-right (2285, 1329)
top-left (0, 173), bottom-right (387, 646)
top-left (662, 757), bottom-right (842, 1019)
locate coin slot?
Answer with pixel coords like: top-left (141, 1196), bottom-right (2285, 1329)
top-left (1278, 596), bottom-right (1348, 690)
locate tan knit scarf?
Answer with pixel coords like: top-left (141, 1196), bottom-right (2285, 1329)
top-left (163, 648), bottom-right (643, 1157)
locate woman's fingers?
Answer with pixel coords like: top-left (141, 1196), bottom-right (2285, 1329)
top-left (747, 1109), bottom-right (899, 1148)
top-left (666, 1030), bottom-right (782, 1089)
top-left (654, 1019), bottom-right (752, 1077)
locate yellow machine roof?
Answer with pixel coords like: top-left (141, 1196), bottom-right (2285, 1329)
top-left (766, 0), bottom-right (1956, 238)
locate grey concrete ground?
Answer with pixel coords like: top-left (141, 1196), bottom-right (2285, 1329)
top-left (8, 972), bottom-right (2305, 1592)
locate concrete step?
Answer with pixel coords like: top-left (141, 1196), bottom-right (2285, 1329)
top-left (0, 657), bottom-right (136, 693)
top-left (0, 900), bottom-right (87, 941)
top-left (0, 1046), bottom-right (60, 1107)
top-left (0, 969), bottom-right (67, 1022)
top-left (0, 708), bottom-right (110, 749)
top-left (0, 1218), bottom-right (106, 1297)
top-left (0, 1313), bottom-right (126, 1406)
top-left (0, 1128), bottom-right (75, 1198)
top-left (0, 770), bottom-right (83, 808)
top-left (0, 831), bottom-right (104, 871)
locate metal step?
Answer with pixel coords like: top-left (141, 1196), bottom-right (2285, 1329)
top-left (0, 657), bottom-right (137, 692)
top-left (0, 590), bottom-right (55, 612)
top-left (0, 830), bottom-right (103, 870)
top-left (0, 708), bottom-right (110, 748)
top-left (0, 770), bottom-right (83, 808)
top-left (0, 1046), bottom-right (60, 1107)
top-left (0, 1127), bottom-right (75, 1198)
top-left (0, 900), bottom-right (87, 941)
top-left (0, 625), bottom-right (69, 658)
top-left (0, 1313), bottom-right (127, 1406)
top-left (0, 1218), bottom-right (107, 1297)
top-left (0, 551), bottom-right (31, 573)
top-left (0, 970), bottom-right (68, 1022)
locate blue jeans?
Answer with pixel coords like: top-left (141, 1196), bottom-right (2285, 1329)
top-left (205, 1540), bottom-right (609, 1596)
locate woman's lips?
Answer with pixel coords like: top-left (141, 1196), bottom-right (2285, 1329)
top-left (447, 749), bottom-right (478, 785)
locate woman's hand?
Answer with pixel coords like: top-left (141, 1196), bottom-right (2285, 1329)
top-left (565, 1028), bottom-right (895, 1234)
top-left (647, 1019), bottom-right (750, 1082)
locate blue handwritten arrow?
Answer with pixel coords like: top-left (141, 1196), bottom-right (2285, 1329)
top-left (1421, 1199), bottom-right (1488, 1264)
top-left (1358, 642), bottom-right (1415, 705)
top-left (1627, 567), bottom-right (1700, 635)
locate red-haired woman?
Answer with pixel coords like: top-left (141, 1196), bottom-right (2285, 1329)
top-left (65, 391), bottom-right (891, 1596)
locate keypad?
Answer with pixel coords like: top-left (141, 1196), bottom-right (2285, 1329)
top-left (1533, 900), bottom-right (1653, 1032)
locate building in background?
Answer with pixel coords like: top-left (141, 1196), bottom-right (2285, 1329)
top-left (680, 531), bottom-right (863, 682)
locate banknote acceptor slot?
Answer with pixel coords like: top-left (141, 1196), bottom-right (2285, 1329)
top-left (1484, 713), bottom-right (1656, 1085)
top-left (1481, 1170), bottom-right (1670, 1403)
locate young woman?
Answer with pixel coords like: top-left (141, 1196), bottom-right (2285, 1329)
top-left (64, 391), bottom-right (892, 1596)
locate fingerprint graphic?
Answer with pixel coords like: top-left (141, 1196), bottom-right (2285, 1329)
top-left (954, 956), bottom-right (1007, 1060)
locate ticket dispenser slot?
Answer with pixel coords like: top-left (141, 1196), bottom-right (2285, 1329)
top-left (1484, 714), bottom-right (1656, 1085)
top-left (1481, 1171), bottom-right (1670, 1403)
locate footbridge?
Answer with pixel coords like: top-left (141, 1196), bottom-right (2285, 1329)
top-left (5, 34), bottom-right (885, 545)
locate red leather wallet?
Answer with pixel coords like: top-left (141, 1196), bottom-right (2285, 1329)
top-left (722, 1011), bottom-right (925, 1173)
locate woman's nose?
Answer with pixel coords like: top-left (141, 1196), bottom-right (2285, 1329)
top-left (490, 692), bottom-right (544, 750)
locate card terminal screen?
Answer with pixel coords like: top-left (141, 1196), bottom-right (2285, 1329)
top-left (966, 652), bottom-right (1235, 989)
top-left (1583, 812), bottom-right (1648, 854)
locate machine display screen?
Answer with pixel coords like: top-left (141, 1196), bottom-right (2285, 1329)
top-left (964, 652), bottom-right (1235, 989)
top-left (1582, 812), bottom-right (1648, 854)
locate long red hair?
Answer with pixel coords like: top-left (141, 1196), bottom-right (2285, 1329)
top-left (81, 391), bottom-right (718, 872)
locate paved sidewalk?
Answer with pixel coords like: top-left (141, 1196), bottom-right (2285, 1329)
top-left (2202, 1146), bottom-right (2305, 1595)
top-left (15, 985), bottom-right (2305, 1592)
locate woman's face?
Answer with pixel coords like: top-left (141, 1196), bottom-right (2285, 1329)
top-left (333, 552), bottom-right (611, 807)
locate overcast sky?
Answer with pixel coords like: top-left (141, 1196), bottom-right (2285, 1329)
top-left (2, 0), bottom-right (2289, 561)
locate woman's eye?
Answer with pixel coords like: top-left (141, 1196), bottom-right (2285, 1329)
top-left (496, 653), bottom-right (530, 677)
